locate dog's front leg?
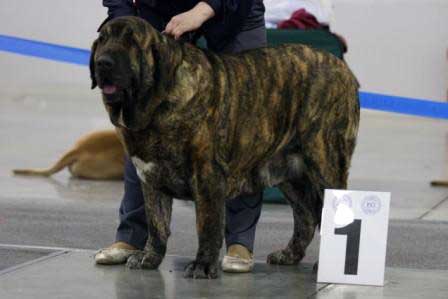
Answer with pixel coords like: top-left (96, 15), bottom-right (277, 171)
top-left (184, 166), bottom-right (225, 279)
top-left (126, 184), bottom-right (173, 270)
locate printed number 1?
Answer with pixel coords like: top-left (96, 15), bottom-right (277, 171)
top-left (334, 219), bottom-right (362, 275)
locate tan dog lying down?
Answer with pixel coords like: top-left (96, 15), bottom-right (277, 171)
top-left (13, 130), bottom-right (125, 180)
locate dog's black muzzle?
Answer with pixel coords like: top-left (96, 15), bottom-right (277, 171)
top-left (96, 54), bottom-right (115, 71)
top-left (95, 54), bottom-right (125, 105)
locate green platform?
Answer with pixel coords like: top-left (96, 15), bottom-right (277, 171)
top-left (267, 29), bottom-right (344, 59)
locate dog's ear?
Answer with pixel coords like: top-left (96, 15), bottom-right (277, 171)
top-left (132, 24), bottom-right (182, 99)
top-left (89, 40), bottom-right (98, 89)
top-left (150, 35), bottom-right (180, 90)
top-left (135, 33), bottom-right (178, 95)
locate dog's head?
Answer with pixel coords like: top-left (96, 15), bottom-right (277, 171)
top-left (90, 16), bottom-right (176, 131)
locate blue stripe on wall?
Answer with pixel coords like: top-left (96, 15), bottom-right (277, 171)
top-left (1, 34), bottom-right (447, 120)
top-left (0, 34), bottom-right (90, 66)
top-left (359, 92), bottom-right (448, 120)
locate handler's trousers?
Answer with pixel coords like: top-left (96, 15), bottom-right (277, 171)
top-left (116, 157), bottom-right (263, 252)
top-left (114, 8), bottom-right (267, 252)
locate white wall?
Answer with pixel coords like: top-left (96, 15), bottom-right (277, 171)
top-left (0, 1), bottom-right (106, 94)
top-left (0, 0), bottom-right (447, 101)
top-left (332, 0), bottom-right (448, 101)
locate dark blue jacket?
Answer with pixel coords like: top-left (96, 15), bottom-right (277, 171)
top-left (102, 0), bottom-right (264, 51)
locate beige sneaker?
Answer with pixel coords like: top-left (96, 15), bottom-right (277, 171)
top-left (221, 244), bottom-right (254, 273)
top-left (94, 242), bottom-right (138, 265)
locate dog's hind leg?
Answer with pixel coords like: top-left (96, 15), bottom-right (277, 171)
top-left (267, 177), bottom-right (321, 265)
top-left (267, 132), bottom-right (354, 265)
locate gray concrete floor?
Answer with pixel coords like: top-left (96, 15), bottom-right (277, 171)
top-left (1, 86), bottom-right (448, 298)
top-left (1, 251), bottom-right (448, 299)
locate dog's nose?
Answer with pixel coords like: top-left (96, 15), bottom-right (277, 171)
top-left (96, 55), bottom-right (115, 70)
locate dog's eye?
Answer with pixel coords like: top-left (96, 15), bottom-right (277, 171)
top-left (125, 27), bottom-right (133, 36)
top-left (98, 34), bottom-right (107, 43)
top-left (124, 31), bottom-right (136, 43)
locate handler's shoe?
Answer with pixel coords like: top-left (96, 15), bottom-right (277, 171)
top-left (221, 244), bottom-right (254, 273)
top-left (94, 242), bottom-right (138, 265)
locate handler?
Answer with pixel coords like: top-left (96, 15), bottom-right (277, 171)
top-left (94, 0), bottom-right (266, 273)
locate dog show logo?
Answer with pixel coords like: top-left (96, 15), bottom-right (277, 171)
top-left (332, 194), bottom-right (353, 211)
top-left (361, 195), bottom-right (382, 215)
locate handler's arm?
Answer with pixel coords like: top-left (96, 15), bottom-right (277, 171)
top-left (204, 0), bottom-right (255, 21)
top-left (164, 2), bottom-right (215, 40)
top-left (99, 0), bottom-right (136, 31)
top-left (103, 0), bottom-right (136, 19)
top-left (202, 0), bottom-right (221, 17)
top-left (164, 1), bottom-right (255, 39)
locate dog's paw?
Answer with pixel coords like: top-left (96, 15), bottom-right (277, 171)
top-left (183, 260), bottom-right (219, 279)
top-left (266, 249), bottom-right (302, 265)
top-left (126, 251), bottom-right (162, 270)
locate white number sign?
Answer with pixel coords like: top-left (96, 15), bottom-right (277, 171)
top-left (317, 189), bottom-right (391, 286)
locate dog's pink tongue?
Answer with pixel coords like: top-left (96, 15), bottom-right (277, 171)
top-left (102, 85), bottom-right (117, 95)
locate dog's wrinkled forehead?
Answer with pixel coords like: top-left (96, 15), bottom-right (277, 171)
top-left (99, 16), bottom-right (159, 46)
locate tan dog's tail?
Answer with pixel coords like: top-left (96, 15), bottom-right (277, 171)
top-left (430, 180), bottom-right (448, 187)
top-left (12, 149), bottom-right (79, 177)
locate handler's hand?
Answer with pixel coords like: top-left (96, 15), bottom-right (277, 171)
top-left (164, 2), bottom-right (215, 40)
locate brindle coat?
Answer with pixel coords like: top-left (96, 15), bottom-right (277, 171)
top-left (90, 16), bottom-right (360, 279)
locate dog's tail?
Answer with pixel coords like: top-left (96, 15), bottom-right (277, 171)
top-left (430, 180), bottom-right (448, 187)
top-left (12, 149), bottom-right (79, 177)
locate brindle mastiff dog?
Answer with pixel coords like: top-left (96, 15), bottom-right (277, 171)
top-left (90, 16), bottom-right (360, 279)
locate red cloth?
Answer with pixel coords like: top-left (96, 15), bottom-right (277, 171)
top-left (277, 9), bottom-right (322, 30)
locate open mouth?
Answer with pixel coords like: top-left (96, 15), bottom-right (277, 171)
top-left (99, 83), bottom-right (127, 127)
top-left (99, 81), bottom-right (123, 105)
top-left (102, 85), bottom-right (118, 95)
